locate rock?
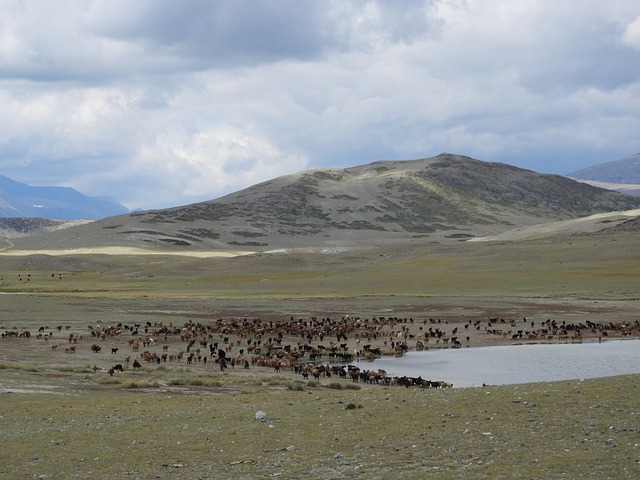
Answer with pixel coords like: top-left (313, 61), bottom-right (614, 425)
top-left (255, 410), bottom-right (267, 422)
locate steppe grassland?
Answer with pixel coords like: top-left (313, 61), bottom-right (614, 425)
top-left (1, 363), bottom-right (640, 479)
top-left (1, 231), bottom-right (638, 300)
top-left (1, 231), bottom-right (640, 478)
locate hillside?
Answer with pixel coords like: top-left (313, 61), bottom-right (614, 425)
top-left (470, 208), bottom-right (640, 242)
top-left (8, 153), bottom-right (640, 252)
top-left (0, 174), bottom-right (129, 220)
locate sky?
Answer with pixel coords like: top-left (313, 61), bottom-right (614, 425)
top-left (1, 0), bottom-right (640, 210)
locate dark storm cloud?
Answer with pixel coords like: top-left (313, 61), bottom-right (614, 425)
top-left (89, 0), bottom-right (339, 68)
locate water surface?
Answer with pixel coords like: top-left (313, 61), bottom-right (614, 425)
top-left (352, 340), bottom-right (640, 388)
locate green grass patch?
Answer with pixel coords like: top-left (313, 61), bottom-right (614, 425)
top-left (100, 378), bottom-right (122, 385)
top-left (327, 381), bottom-right (361, 390)
top-left (120, 380), bottom-right (160, 389)
top-left (1, 371), bottom-right (639, 479)
top-left (168, 377), bottom-right (222, 387)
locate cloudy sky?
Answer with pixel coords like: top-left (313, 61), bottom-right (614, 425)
top-left (1, 0), bottom-right (639, 210)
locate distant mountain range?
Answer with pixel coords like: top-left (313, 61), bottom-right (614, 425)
top-left (0, 175), bottom-right (129, 220)
top-left (568, 152), bottom-right (640, 196)
top-left (9, 153), bottom-right (640, 252)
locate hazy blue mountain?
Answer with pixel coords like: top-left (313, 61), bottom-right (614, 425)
top-left (0, 175), bottom-right (129, 220)
top-left (568, 152), bottom-right (640, 184)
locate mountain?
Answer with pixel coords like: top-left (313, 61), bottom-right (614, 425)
top-left (566, 179), bottom-right (640, 198)
top-left (568, 152), bottom-right (640, 183)
top-left (0, 175), bottom-right (129, 220)
top-left (567, 153), bottom-right (640, 196)
top-left (10, 153), bottom-right (640, 252)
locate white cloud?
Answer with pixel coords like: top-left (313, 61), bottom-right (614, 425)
top-left (0, 1), bottom-right (639, 209)
top-left (622, 15), bottom-right (640, 49)
top-left (129, 126), bottom-right (308, 208)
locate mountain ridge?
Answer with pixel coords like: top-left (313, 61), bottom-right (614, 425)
top-left (568, 152), bottom-right (640, 187)
top-left (8, 153), bottom-right (640, 252)
top-left (0, 174), bottom-right (129, 220)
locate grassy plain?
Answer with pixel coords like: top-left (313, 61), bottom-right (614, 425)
top-left (1, 364), bottom-right (639, 479)
top-left (1, 231), bottom-right (640, 478)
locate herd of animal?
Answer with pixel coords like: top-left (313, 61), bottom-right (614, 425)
top-left (3, 313), bottom-right (640, 390)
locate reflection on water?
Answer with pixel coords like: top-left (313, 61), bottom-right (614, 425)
top-left (352, 340), bottom-right (640, 388)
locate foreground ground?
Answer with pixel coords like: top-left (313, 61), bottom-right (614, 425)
top-left (1, 364), bottom-right (639, 479)
top-left (2, 291), bottom-right (639, 479)
top-left (1, 231), bottom-right (639, 478)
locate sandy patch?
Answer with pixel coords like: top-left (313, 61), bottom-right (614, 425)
top-left (0, 246), bottom-right (255, 258)
top-left (470, 208), bottom-right (640, 242)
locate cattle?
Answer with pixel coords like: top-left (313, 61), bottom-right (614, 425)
top-left (25, 311), bottom-right (640, 392)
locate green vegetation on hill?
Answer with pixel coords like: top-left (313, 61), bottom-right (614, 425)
top-left (8, 154), bottom-right (640, 252)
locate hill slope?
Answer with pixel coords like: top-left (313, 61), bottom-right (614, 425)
top-left (0, 175), bottom-right (129, 220)
top-left (9, 153), bottom-right (640, 251)
top-left (470, 209), bottom-right (640, 242)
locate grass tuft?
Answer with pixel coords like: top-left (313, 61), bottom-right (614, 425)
top-left (121, 380), bottom-right (159, 389)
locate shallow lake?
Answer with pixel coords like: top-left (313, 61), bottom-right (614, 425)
top-left (351, 340), bottom-right (640, 388)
